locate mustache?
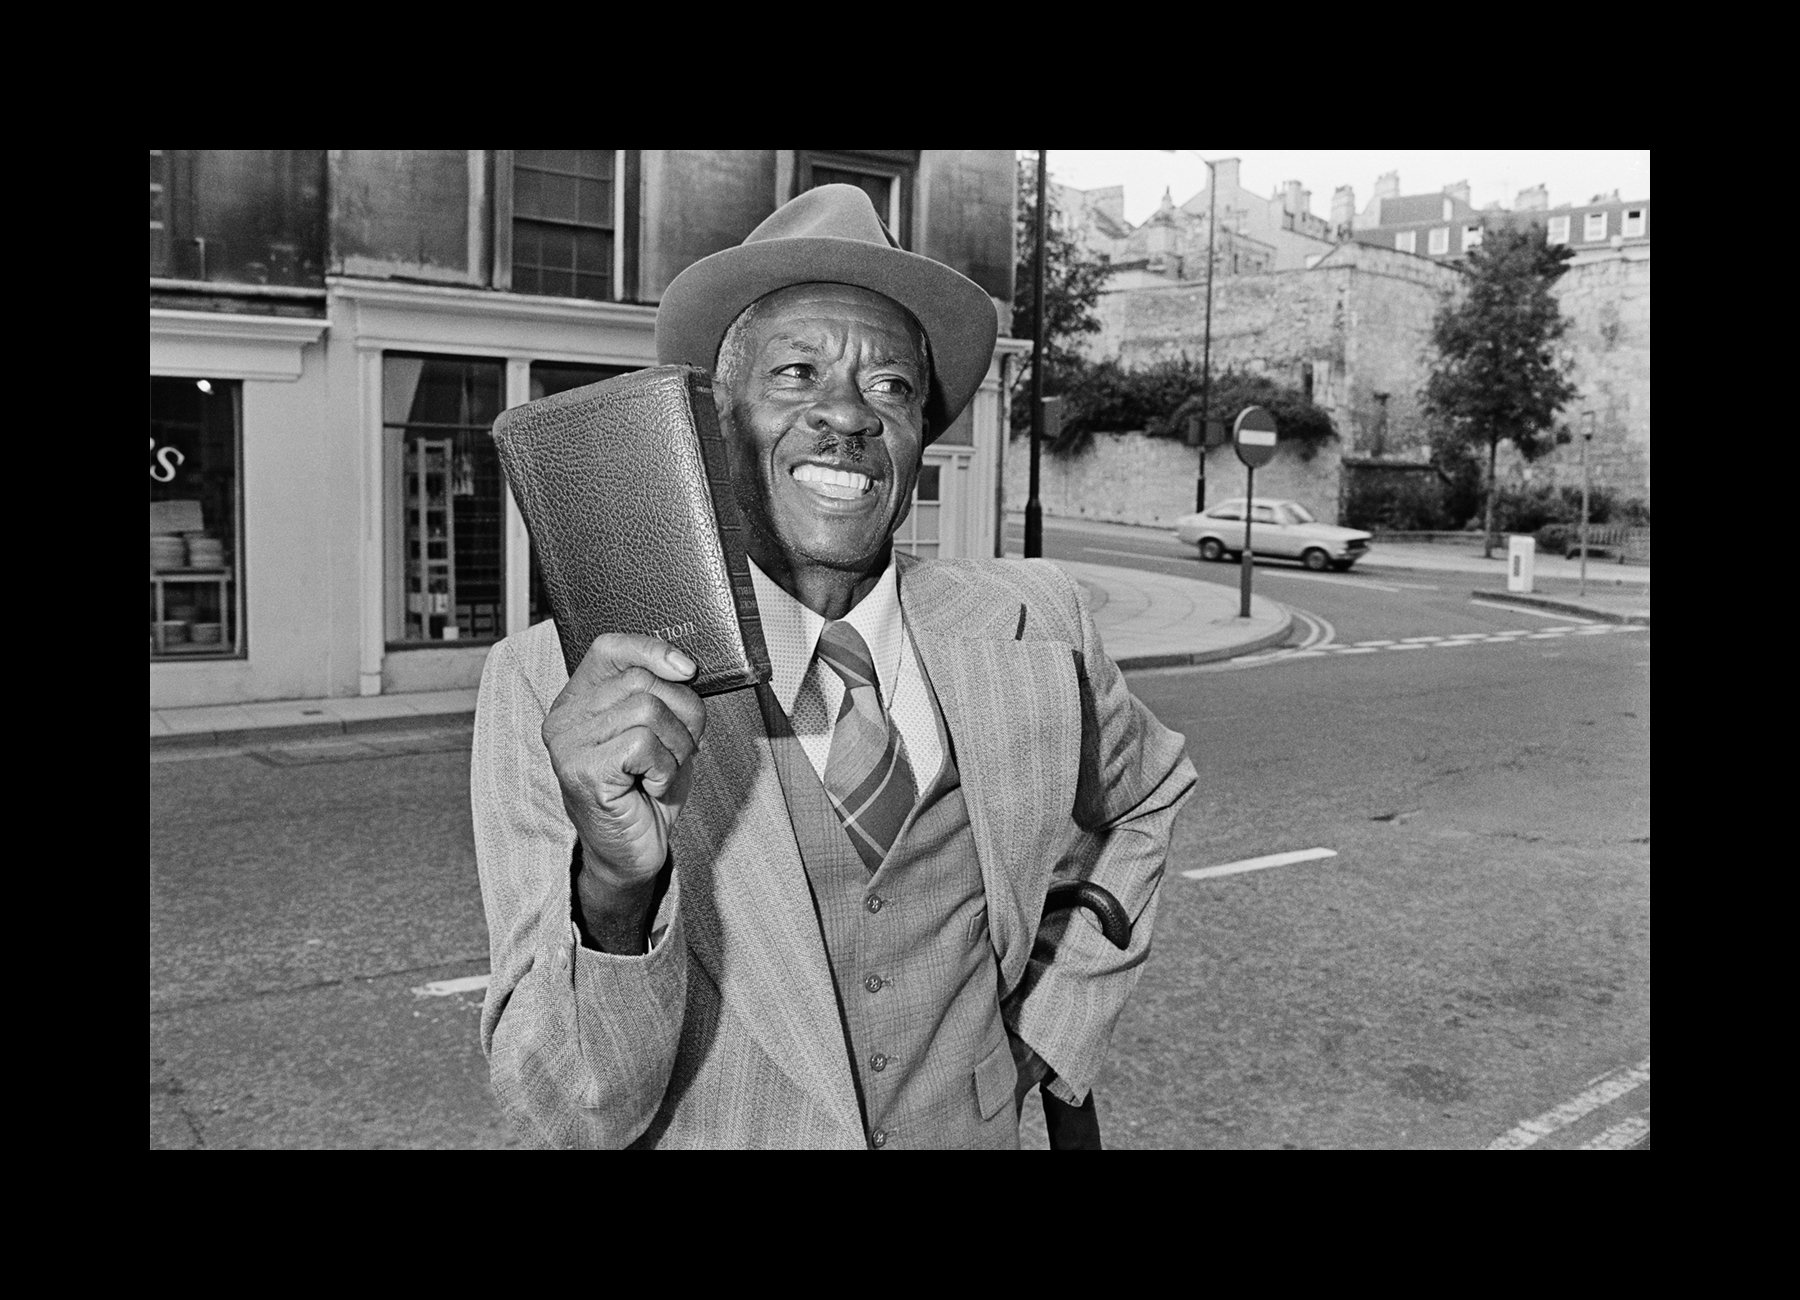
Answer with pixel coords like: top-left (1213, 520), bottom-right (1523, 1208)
top-left (812, 432), bottom-right (871, 461)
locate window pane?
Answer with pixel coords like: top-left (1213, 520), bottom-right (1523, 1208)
top-left (915, 464), bottom-right (941, 501)
top-left (151, 377), bottom-right (243, 660)
top-left (385, 355), bottom-right (507, 644)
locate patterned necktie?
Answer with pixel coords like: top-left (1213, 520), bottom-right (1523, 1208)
top-left (815, 620), bottom-right (917, 873)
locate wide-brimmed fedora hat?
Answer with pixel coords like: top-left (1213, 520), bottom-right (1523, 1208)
top-left (656, 184), bottom-right (998, 441)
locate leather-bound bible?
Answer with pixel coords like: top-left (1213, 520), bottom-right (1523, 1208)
top-left (490, 364), bottom-right (771, 696)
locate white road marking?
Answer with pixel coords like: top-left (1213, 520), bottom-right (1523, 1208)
top-left (1182, 847), bottom-right (1338, 881)
top-left (1337, 647), bottom-right (1381, 655)
top-left (412, 973), bottom-right (491, 998)
top-left (1469, 599), bottom-right (1597, 624)
top-left (1486, 1058), bottom-right (1650, 1150)
top-left (1579, 1113), bottom-right (1650, 1150)
top-left (1386, 643), bottom-right (1430, 651)
top-left (1355, 639), bottom-right (1397, 647)
top-left (1400, 636), bottom-right (1444, 643)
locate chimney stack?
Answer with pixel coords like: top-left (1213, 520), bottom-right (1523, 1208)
top-left (1374, 171), bottom-right (1401, 200)
top-left (1444, 179), bottom-right (1471, 207)
top-left (1514, 184), bottom-right (1548, 212)
top-left (1331, 185), bottom-right (1356, 233)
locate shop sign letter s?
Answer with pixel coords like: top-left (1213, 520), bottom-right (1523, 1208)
top-left (149, 437), bottom-right (186, 483)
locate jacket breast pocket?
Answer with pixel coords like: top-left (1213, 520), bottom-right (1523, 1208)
top-left (973, 1037), bottom-right (1018, 1121)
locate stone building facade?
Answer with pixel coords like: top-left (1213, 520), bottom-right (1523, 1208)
top-left (1032, 235), bottom-right (1650, 528)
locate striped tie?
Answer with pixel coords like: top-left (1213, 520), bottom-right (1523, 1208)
top-left (815, 620), bottom-right (917, 873)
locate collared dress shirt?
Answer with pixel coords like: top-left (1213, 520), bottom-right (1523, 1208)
top-left (746, 555), bottom-right (944, 786)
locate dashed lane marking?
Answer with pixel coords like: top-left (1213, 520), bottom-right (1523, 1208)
top-left (1182, 847), bottom-right (1338, 881)
top-left (1486, 1058), bottom-right (1650, 1150)
top-left (1579, 1113), bottom-right (1650, 1150)
top-left (412, 974), bottom-right (491, 998)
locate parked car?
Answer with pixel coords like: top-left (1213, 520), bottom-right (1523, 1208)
top-left (1173, 498), bottom-right (1373, 571)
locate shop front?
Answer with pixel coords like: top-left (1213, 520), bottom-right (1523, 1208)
top-left (151, 282), bottom-right (1009, 710)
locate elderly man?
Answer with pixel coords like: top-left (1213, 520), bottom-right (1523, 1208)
top-left (472, 184), bottom-right (1196, 1149)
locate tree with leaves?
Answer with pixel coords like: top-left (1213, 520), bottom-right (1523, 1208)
top-left (1011, 152), bottom-right (1112, 436)
top-left (1422, 223), bottom-right (1581, 557)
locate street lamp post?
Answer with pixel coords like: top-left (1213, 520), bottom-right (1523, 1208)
top-left (1196, 159), bottom-right (1217, 513)
top-left (1025, 149), bottom-right (1048, 560)
top-left (1580, 410), bottom-right (1595, 597)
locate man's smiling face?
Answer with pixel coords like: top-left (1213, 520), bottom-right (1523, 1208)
top-left (715, 283), bottom-right (929, 597)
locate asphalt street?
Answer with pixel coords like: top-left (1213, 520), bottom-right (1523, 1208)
top-left (150, 519), bottom-right (1649, 1149)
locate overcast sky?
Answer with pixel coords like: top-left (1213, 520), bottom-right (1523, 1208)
top-left (1039, 150), bottom-right (1651, 227)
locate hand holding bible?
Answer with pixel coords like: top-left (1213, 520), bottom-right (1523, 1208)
top-left (542, 633), bottom-right (709, 890)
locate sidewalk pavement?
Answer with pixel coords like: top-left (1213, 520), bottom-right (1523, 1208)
top-left (149, 556), bottom-right (1291, 751)
top-left (1006, 513), bottom-right (1650, 625)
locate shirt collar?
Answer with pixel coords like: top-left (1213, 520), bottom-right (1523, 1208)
top-left (748, 554), bottom-right (904, 713)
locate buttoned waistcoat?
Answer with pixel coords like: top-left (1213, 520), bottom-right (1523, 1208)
top-left (472, 555), bottom-right (1197, 1149)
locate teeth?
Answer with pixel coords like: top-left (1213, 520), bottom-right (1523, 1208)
top-left (793, 464), bottom-right (872, 497)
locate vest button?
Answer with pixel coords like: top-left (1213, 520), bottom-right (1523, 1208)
top-left (871, 1127), bottom-right (889, 1148)
top-left (871, 1053), bottom-right (888, 1072)
top-left (865, 894), bottom-right (884, 914)
top-left (864, 974), bottom-right (884, 993)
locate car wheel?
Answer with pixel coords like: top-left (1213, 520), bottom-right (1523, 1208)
top-left (1302, 548), bottom-right (1331, 572)
top-left (1199, 538), bottom-right (1225, 562)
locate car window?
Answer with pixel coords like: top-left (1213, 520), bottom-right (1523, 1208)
top-left (1252, 505), bottom-right (1278, 524)
top-left (1208, 503), bottom-right (1244, 521)
top-left (1284, 503), bottom-right (1315, 524)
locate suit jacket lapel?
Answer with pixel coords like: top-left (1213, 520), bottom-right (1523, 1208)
top-left (672, 686), bottom-right (862, 1135)
top-left (899, 559), bottom-right (1083, 991)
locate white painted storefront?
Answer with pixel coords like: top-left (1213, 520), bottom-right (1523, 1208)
top-left (150, 282), bottom-right (1011, 709)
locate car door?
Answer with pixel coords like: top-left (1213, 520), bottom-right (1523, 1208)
top-left (1250, 502), bottom-right (1291, 556)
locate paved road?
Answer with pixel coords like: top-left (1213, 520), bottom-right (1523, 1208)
top-left (152, 523), bottom-right (1649, 1149)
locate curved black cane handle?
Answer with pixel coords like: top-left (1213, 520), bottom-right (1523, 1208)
top-left (1041, 881), bottom-right (1131, 951)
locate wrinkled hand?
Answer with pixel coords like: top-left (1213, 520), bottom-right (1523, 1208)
top-left (1011, 1035), bottom-right (1051, 1114)
top-left (542, 633), bottom-right (707, 889)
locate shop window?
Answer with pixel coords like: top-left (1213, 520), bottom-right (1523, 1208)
top-left (1547, 215), bottom-right (1571, 245)
top-left (798, 151), bottom-right (914, 247)
top-left (524, 361), bottom-right (636, 624)
top-left (383, 355), bottom-right (506, 646)
top-left (893, 463), bottom-right (941, 559)
top-left (1623, 209), bottom-right (1645, 238)
top-left (1428, 226), bottom-right (1449, 255)
top-left (1394, 230), bottom-right (1417, 253)
top-left (512, 150), bottom-right (619, 301)
top-left (150, 377), bottom-right (243, 660)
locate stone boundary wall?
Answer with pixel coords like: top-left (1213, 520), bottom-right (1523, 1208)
top-left (1003, 431), bottom-right (1344, 528)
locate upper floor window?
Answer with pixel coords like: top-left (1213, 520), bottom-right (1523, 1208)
top-left (1442, 198), bottom-right (1454, 221)
top-left (511, 150), bottom-right (618, 301)
top-left (797, 151), bottom-right (914, 247)
top-left (1463, 224), bottom-right (1483, 251)
top-left (1584, 210), bottom-right (1609, 242)
top-left (1547, 215), bottom-right (1570, 245)
top-left (1394, 230), bottom-right (1417, 253)
top-left (1623, 208), bottom-right (1645, 238)
top-left (1428, 226), bottom-right (1449, 255)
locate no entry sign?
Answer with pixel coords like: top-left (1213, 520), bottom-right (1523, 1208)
top-left (1234, 406), bottom-right (1278, 468)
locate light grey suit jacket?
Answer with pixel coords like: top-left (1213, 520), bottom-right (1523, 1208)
top-left (471, 555), bottom-right (1196, 1149)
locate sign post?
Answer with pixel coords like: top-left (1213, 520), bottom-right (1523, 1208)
top-left (1233, 406), bottom-right (1279, 618)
